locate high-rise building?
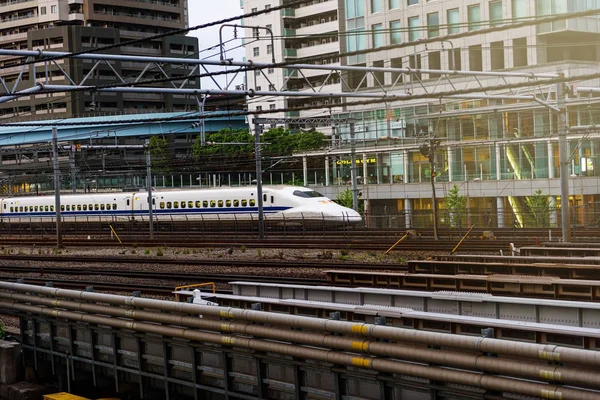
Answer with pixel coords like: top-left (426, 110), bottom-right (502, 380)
top-left (0, 0), bottom-right (198, 120)
top-left (241, 0), bottom-right (343, 130)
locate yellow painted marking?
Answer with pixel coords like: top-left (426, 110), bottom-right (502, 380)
top-left (221, 324), bottom-right (231, 332)
top-left (351, 325), bottom-right (368, 335)
top-left (221, 337), bottom-right (235, 345)
top-left (351, 341), bottom-right (369, 351)
top-left (541, 389), bottom-right (563, 399)
top-left (351, 357), bottom-right (371, 368)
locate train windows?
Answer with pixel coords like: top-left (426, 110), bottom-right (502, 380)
top-left (88, 204), bottom-right (92, 210)
top-left (94, 204), bottom-right (99, 211)
top-left (152, 198), bottom-right (156, 206)
top-left (50, 206), bottom-right (53, 212)
top-left (271, 196), bottom-right (274, 204)
top-left (241, 199), bottom-right (247, 207)
top-left (181, 201), bottom-right (186, 209)
top-left (34, 206), bottom-right (38, 212)
top-left (105, 204), bottom-right (110, 210)
top-left (174, 202), bottom-right (179, 209)
top-left (249, 199), bottom-right (256, 206)
top-left (77, 205), bottom-right (82, 211)
top-left (203, 200), bottom-right (208, 208)
top-left (100, 204), bottom-right (105, 211)
top-left (210, 200), bottom-right (216, 208)
top-left (45, 206), bottom-right (49, 212)
top-left (195, 201), bottom-right (201, 208)
top-left (83, 205), bottom-right (87, 211)
top-left (188, 201), bottom-right (193, 208)
top-left (160, 202), bottom-right (165, 209)
top-left (293, 190), bottom-right (323, 198)
top-left (263, 194), bottom-right (267, 202)
top-left (24, 206), bottom-right (28, 212)
top-left (61, 205), bottom-right (65, 211)
top-left (166, 202), bottom-right (172, 208)
top-left (9, 207), bottom-right (13, 212)
top-left (67, 205), bottom-right (71, 211)
top-left (233, 200), bottom-right (239, 207)
top-left (226, 200), bottom-right (231, 207)
top-left (218, 200), bottom-right (223, 207)
top-left (112, 204), bottom-right (117, 210)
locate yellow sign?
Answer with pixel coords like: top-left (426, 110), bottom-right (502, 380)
top-left (336, 158), bottom-right (376, 165)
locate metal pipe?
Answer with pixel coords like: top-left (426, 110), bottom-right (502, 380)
top-left (3, 299), bottom-right (598, 400)
top-left (0, 49), bottom-right (560, 79)
top-left (2, 282), bottom-right (599, 367)
top-left (3, 291), bottom-right (598, 389)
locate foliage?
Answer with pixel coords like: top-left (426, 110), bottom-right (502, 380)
top-left (192, 128), bottom-right (254, 157)
top-left (335, 188), bottom-right (364, 214)
top-left (191, 127), bottom-right (327, 159)
top-left (150, 136), bottom-right (172, 173)
top-left (445, 184), bottom-right (467, 228)
top-left (523, 189), bottom-right (551, 228)
top-left (0, 321), bottom-right (5, 339)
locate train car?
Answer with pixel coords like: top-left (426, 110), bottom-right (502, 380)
top-left (0, 186), bottom-right (362, 225)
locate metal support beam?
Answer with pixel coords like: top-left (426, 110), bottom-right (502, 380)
top-left (52, 127), bottom-right (62, 248)
top-left (145, 139), bottom-right (154, 239)
top-left (557, 77), bottom-right (571, 242)
top-left (254, 118), bottom-right (264, 240)
top-left (350, 123), bottom-right (358, 212)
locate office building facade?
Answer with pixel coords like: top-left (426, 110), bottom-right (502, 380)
top-left (0, 0), bottom-right (198, 120)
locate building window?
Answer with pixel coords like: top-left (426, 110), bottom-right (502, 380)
top-left (345, 0), bottom-right (366, 64)
top-left (251, 7), bottom-right (257, 12)
top-left (265, 4), bottom-right (271, 9)
top-left (267, 44), bottom-right (273, 54)
top-left (513, 37), bottom-right (528, 67)
top-left (490, 41), bottom-right (505, 70)
top-left (51, 5), bottom-right (57, 13)
top-left (512, 0), bottom-right (527, 20)
top-left (469, 44), bottom-right (483, 71)
top-left (253, 47), bottom-right (259, 57)
top-left (268, 84), bottom-right (275, 91)
top-left (389, 0), bottom-right (400, 9)
top-left (254, 69), bottom-right (260, 77)
top-left (252, 28), bottom-right (259, 38)
top-left (269, 104), bottom-right (276, 110)
top-left (372, 23), bottom-right (384, 48)
top-left (371, 0), bottom-right (382, 13)
top-left (408, 16), bottom-right (420, 41)
top-left (256, 86), bottom-right (261, 91)
top-left (390, 20), bottom-right (401, 44)
top-left (40, 6), bottom-right (46, 15)
top-left (268, 67), bottom-right (274, 74)
top-left (468, 5), bottom-right (481, 31)
top-left (427, 12), bottom-right (439, 38)
top-left (447, 8), bottom-right (460, 34)
top-left (490, 0), bottom-right (503, 26)
top-left (407, 0), bottom-right (418, 5)
top-left (256, 106), bottom-right (262, 111)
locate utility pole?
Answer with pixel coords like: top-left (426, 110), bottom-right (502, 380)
top-left (421, 138), bottom-right (440, 240)
top-left (70, 146), bottom-right (76, 193)
top-left (254, 118), bottom-right (264, 240)
top-left (145, 139), bottom-right (154, 239)
top-left (350, 122), bottom-right (358, 212)
top-left (557, 75), bottom-right (571, 242)
top-left (52, 127), bottom-right (62, 248)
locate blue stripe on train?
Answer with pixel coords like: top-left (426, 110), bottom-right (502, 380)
top-left (1, 206), bottom-right (293, 218)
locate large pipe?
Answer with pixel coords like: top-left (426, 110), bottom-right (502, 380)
top-left (3, 299), bottom-right (598, 400)
top-left (2, 291), bottom-right (598, 389)
top-left (1, 282), bottom-right (599, 367)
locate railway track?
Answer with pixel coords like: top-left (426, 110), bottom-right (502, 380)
top-left (0, 237), bottom-right (531, 251)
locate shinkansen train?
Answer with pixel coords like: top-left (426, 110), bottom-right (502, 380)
top-left (0, 186), bottom-right (362, 224)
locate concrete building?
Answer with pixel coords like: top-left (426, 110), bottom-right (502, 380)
top-left (0, 0), bottom-right (198, 120)
top-left (241, 0), bottom-right (343, 131)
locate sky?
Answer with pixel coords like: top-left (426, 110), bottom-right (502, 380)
top-left (188, 1), bottom-right (246, 90)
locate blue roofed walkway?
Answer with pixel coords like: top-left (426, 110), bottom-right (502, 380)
top-left (0, 112), bottom-right (247, 145)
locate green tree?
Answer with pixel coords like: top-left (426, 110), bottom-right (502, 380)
top-left (444, 184), bottom-right (467, 228)
top-left (335, 188), bottom-right (364, 213)
top-left (523, 189), bottom-right (551, 228)
top-left (149, 136), bottom-right (172, 173)
top-left (192, 128), bottom-right (254, 157)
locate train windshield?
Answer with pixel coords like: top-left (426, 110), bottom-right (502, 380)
top-left (293, 190), bottom-right (324, 198)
